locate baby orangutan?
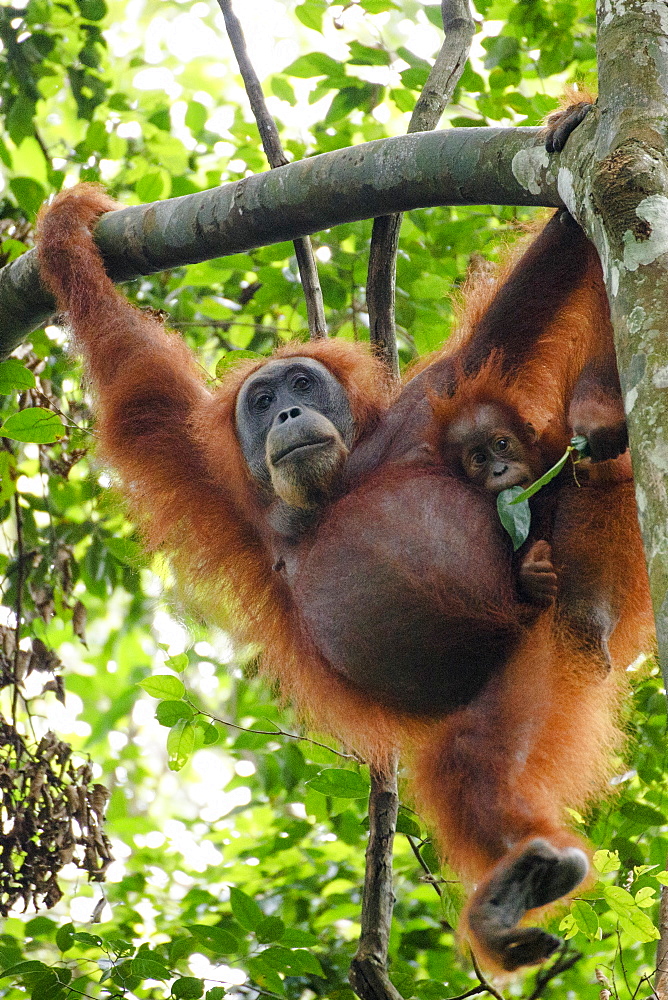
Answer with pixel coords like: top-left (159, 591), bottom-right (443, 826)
top-left (436, 393), bottom-right (564, 609)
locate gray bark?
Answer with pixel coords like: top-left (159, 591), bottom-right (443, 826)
top-left (0, 125), bottom-right (563, 357)
top-left (349, 763), bottom-right (402, 1000)
top-left (657, 882), bottom-right (668, 998)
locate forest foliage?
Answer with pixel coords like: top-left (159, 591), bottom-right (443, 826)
top-left (0, 1), bottom-right (666, 998)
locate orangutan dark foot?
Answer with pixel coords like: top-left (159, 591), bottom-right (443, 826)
top-left (468, 839), bottom-right (588, 971)
top-left (477, 925), bottom-right (562, 972)
top-left (545, 102), bottom-right (594, 153)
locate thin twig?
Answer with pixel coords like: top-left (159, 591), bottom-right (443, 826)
top-left (216, 0), bottom-right (327, 339)
top-left (349, 759), bottom-right (403, 1000)
top-left (12, 490), bottom-right (24, 726)
top-left (174, 320), bottom-right (294, 333)
top-left (446, 986), bottom-right (496, 1000)
top-left (525, 945), bottom-right (582, 1000)
top-left (469, 950), bottom-right (506, 1000)
top-left (186, 699), bottom-right (358, 760)
top-left (366, 0), bottom-right (475, 378)
top-left (405, 834), bottom-right (443, 896)
top-left (617, 926), bottom-right (632, 997)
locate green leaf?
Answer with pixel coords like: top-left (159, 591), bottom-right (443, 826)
top-left (28, 970), bottom-right (65, 1000)
top-left (246, 956), bottom-right (283, 996)
top-left (280, 929), bottom-right (318, 947)
top-left (171, 977), bottom-right (204, 999)
top-left (185, 101), bottom-right (207, 134)
top-left (620, 801), bottom-right (666, 827)
top-left (390, 88), bottom-right (416, 113)
top-left (206, 990), bottom-right (227, 1000)
top-left (396, 811), bottom-right (422, 838)
top-left (509, 448), bottom-right (571, 504)
top-left (635, 887), bottom-right (657, 908)
top-left (558, 912), bottom-right (579, 941)
top-left (295, 0), bottom-right (327, 31)
top-left (167, 719), bottom-right (195, 771)
top-left (105, 536), bottom-right (143, 566)
top-left (139, 675), bottom-right (186, 700)
top-left (593, 849), bottom-right (621, 874)
top-left (0, 359), bottom-right (36, 392)
top-left (260, 946), bottom-right (324, 978)
top-left (215, 351), bottom-right (263, 379)
top-left (55, 923), bottom-right (75, 953)
top-left (187, 925), bottom-right (237, 955)
top-left (270, 76), bottom-right (296, 105)
top-left (360, 0), bottom-right (398, 11)
top-left (72, 932), bottom-right (102, 948)
top-left (156, 700), bottom-right (194, 727)
top-left (230, 887), bottom-right (264, 931)
top-left (496, 486), bottom-right (531, 551)
top-left (25, 917), bottom-right (56, 938)
top-left (9, 177), bottom-right (46, 217)
top-left (0, 452), bottom-right (16, 504)
top-left (1, 408), bottom-right (65, 444)
top-left (307, 768), bottom-right (369, 798)
top-left (201, 722), bottom-right (220, 746)
top-left (77, 0), bottom-right (107, 19)
top-left (282, 52), bottom-right (341, 78)
top-left (165, 652), bottom-right (189, 673)
top-left (256, 916), bottom-right (285, 944)
top-left (131, 957), bottom-right (171, 981)
top-left (603, 885), bottom-right (660, 942)
top-left (136, 170), bottom-right (169, 203)
top-left (348, 41), bottom-right (390, 66)
top-left (571, 900), bottom-right (599, 939)
top-left (0, 961), bottom-right (50, 980)
top-left (420, 842), bottom-right (440, 873)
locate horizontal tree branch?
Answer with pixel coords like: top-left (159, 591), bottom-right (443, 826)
top-left (0, 126), bottom-right (562, 356)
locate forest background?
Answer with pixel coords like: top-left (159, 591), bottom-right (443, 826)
top-left (0, 0), bottom-right (666, 998)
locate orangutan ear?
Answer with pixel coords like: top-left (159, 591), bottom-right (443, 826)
top-left (525, 422), bottom-right (538, 444)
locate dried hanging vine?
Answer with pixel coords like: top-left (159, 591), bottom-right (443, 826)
top-left (0, 372), bottom-right (113, 914)
top-left (0, 720), bottom-right (112, 914)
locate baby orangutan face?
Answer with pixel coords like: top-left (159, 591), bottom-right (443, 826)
top-left (447, 402), bottom-right (542, 495)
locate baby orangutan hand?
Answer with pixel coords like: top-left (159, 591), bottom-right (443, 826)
top-left (519, 540), bottom-right (558, 608)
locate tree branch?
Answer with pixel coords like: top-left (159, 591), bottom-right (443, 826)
top-left (1, 126), bottom-right (563, 357)
top-left (525, 945), bottom-right (583, 1000)
top-left (216, 0), bottom-right (327, 339)
top-left (366, 0), bottom-right (475, 378)
top-left (349, 760), bottom-right (403, 1000)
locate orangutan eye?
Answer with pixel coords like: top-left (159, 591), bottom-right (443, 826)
top-left (495, 437), bottom-right (510, 452)
top-left (293, 374), bottom-right (311, 392)
top-left (252, 392), bottom-right (274, 412)
top-left (470, 452), bottom-right (486, 468)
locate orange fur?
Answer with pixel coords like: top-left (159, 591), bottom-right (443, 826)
top-left (36, 180), bottom-right (653, 974)
top-left (36, 184), bottom-right (416, 768)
